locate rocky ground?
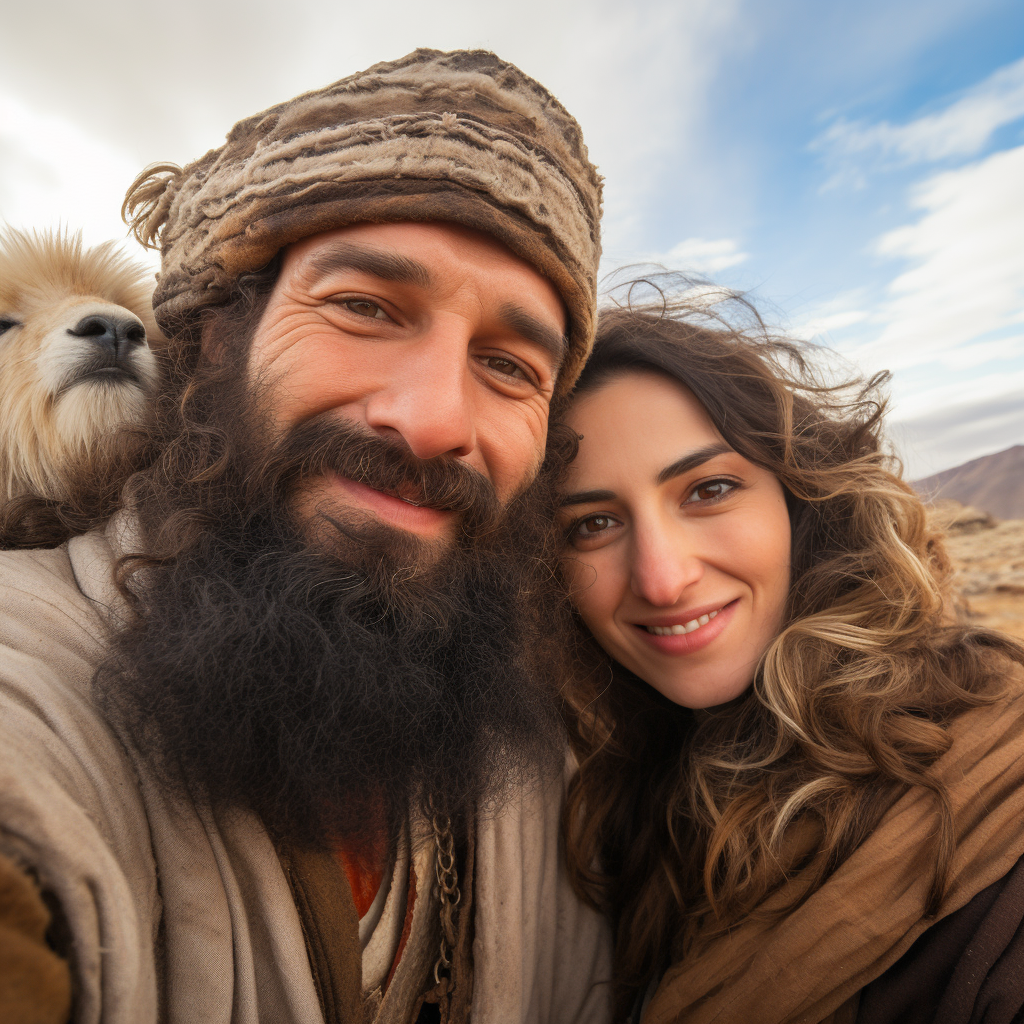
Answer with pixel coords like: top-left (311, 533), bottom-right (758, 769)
top-left (934, 502), bottom-right (1024, 642)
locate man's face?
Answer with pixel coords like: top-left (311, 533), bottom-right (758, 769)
top-left (246, 221), bottom-right (567, 543)
top-left (105, 223), bottom-right (573, 841)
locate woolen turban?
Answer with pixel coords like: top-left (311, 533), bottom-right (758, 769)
top-left (124, 48), bottom-right (603, 392)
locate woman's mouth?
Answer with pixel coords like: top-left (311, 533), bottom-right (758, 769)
top-left (633, 600), bottom-right (738, 656)
top-left (644, 608), bottom-right (720, 636)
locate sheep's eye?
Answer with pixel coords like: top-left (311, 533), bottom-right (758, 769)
top-left (0, 318), bottom-right (19, 336)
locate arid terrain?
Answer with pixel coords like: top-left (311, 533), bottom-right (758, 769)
top-left (913, 444), bottom-right (1024, 642)
top-left (934, 502), bottom-right (1024, 642)
top-left (915, 445), bottom-right (1024, 520)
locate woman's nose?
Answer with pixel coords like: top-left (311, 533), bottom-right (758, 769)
top-left (629, 522), bottom-right (705, 607)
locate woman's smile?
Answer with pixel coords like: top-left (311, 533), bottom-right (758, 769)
top-left (632, 598), bottom-right (737, 654)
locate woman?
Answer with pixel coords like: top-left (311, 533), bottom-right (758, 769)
top-left (556, 290), bottom-right (1024, 1024)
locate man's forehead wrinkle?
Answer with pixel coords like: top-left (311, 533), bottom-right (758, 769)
top-left (497, 302), bottom-right (567, 373)
top-left (305, 242), bottom-right (433, 289)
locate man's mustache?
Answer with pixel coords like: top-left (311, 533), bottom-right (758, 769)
top-left (265, 415), bottom-right (502, 529)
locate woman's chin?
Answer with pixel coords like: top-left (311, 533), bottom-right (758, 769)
top-left (651, 671), bottom-right (755, 710)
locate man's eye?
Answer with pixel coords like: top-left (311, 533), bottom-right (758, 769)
top-left (483, 356), bottom-right (527, 379)
top-left (684, 479), bottom-right (736, 504)
top-left (343, 300), bottom-right (388, 320)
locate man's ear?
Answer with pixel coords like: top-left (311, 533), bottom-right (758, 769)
top-left (201, 317), bottom-right (227, 365)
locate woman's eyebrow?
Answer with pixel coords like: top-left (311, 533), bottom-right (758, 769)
top-left (558, 444), bottom-right (733, 507)
top-left (559, 488), bottom-right (616, 507)
top-left (657, 442), bottom-right (733, 484)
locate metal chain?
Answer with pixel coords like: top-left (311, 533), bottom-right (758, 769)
top-left (430, 804), bottom-right (462, 986)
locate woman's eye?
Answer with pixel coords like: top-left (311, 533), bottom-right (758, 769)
top-left (483, 355), bottom-right (527, 379)
top-left (573, 515), bottom-right (615, 537)
top-left (685, 479), bottom-right (736, 504)
top-left (343, 299), bottom-right (389, 320)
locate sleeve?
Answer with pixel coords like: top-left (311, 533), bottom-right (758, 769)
top-left (0, 545), bottom-right (162, 1024)
top-left (0, 850), bottom-right (72, 1024)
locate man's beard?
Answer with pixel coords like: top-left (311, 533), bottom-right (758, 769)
top-left (98, 377), bottom-right (567, 851)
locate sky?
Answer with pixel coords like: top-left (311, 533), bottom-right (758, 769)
top-left (1, 0), bottom-right (1022, 478)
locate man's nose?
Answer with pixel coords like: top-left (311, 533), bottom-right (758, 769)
top-left (363, 336), bottom-right (476, 461)
top-left (629, 520), bottom-right (705, 607)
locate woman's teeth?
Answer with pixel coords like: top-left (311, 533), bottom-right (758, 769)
top-left (645, 609), bottom-right (719, 636)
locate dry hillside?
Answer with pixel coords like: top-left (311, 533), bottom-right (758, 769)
top-left (915, 445), bottom-right (1024, 520)
top-left (933, 501), bottom-right (1024, 642)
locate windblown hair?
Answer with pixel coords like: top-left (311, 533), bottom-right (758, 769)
top-left (559, 282), bottom-right (1024, 1012)
top-left (0, 228), bottom-right (161, 547)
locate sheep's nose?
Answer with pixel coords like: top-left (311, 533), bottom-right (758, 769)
top-left (68, 314), bottom-right (146, 354)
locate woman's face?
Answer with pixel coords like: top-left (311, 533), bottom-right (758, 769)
top-left (559, 371), bottom-right (792, 709)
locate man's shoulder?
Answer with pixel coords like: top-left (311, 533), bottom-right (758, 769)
top-left (0, 540), bottom-right (78, 587)
top-left (0, 533), bottom-right (163, 1021)
top-left (0, 530), bottom-right (117, 653)
top-left (0, 528), bottom-right (152, 868)
top-left (0, 530), bottom-right (120, 766)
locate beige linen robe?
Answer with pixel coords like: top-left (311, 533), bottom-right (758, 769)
top-left (0, 523), bottom-right (612, 1024)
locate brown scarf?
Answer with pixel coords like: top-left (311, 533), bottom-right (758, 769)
top-left (643, 690), bottom-right (1024, 1024)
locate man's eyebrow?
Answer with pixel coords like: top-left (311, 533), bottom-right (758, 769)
top-left (498, 302), bottom-right (568, 374)
top-left (657, 442), bottom-right (734, 484)
top-left (307, 242), bottom-right (433, 288)
top-left (559, 488), bottom-right (616, 507)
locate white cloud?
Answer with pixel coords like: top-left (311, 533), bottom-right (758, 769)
top-left (661, 237), bottom-right (749, 274)
top-left (938, 334), bottom-right (1024, 371)
top-left (889, 386), bottom-right (1024, 479)
top-left (790, 139), bottom-right (1024, 474)
top-left (601, 237), bottom-right (749, 281)
top-left (891, 364), bottom-right (1024, 422)
top-left (0, 0), bottom-right (741, 256)
top-left (814, 54), bottom-right (1024, 169)
top-left (849, 144), bottom-right (1024, 372)
top-left (794, 308), bottom-right (869, 339)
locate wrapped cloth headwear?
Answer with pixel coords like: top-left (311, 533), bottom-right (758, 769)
top-left (124, 48), bottom-right (603, 392)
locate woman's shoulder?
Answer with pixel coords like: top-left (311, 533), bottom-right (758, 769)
top-left (855, 843), bottom-right (1024, 1023)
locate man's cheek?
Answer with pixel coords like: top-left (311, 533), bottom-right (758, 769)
top-left (489, 424), bottom-right (547, 498)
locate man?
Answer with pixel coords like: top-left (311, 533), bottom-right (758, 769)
top-left (0, 50), bottom-right (609, 1023)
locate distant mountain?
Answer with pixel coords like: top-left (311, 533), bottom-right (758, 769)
top-left (913, 445), bottom-right (1024, 520)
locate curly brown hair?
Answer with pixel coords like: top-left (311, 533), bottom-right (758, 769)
top-left (558, 285), bottom-right (1024, 1015)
